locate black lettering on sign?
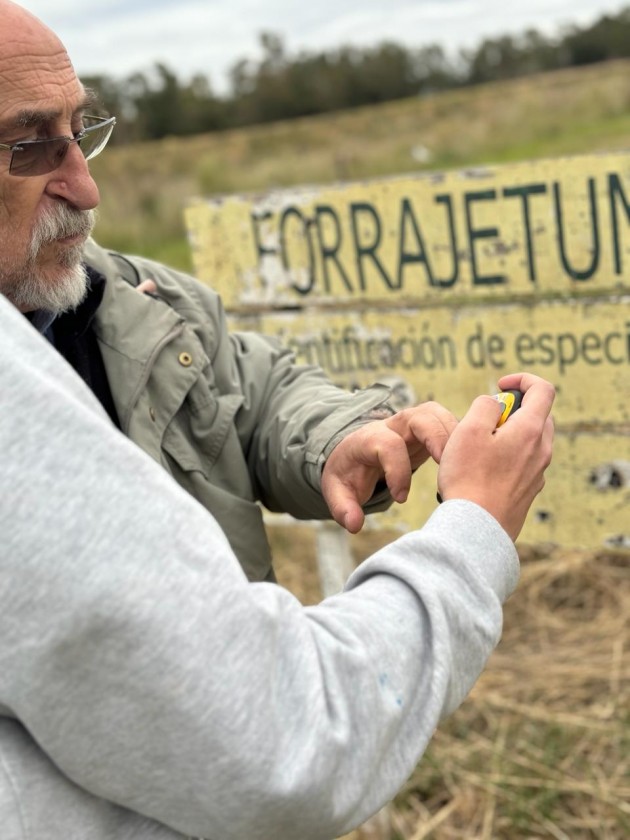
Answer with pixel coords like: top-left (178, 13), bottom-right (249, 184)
top-left (247, 166), bottom-right (630, 298)
top-left (314, 204), bottom-right (354, 293)
top-left (464, 190), bottom-right (506, 285)
top-left (397, 198), bottom-right (434, 288)
top-left (554, 179), bottom-right (600, 281)
top-left (502, 183), bottom-right (547, 282)
top-left (279, 206), bottom-right (315, 295)
top-left (251, 211), bottom-right (276, 259)
top-left (609, 173), bottom-right (630, 276)
top-left (433, 194), bottom-right (459, 287)
top-left (537, 333), bottom-right (555, 366)
top-left (280, 320), bottom-right (630, 380)
top-left (604, 328), bottom-right (625, 364)
top-left (284, 325), bottom-right (457, 374)
top-left (513, 323), bottom-right (630, 374)
top-left (465, 323), bottom-right (506, 369)
top-left (350, 203), bottom-right (397, 291)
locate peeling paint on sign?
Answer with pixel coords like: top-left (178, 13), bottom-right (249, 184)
top-left (351, 433), bottom-right (630, 547)
top-left (186, 153), bottom-right (630, 309)
top-left (185, 153), bottom-right (630, 549)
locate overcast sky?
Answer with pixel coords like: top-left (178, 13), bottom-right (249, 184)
top-left (22, 0), bottom-right (630, 93)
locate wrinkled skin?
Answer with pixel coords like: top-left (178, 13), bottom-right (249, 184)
top-left (0, 0), bottom-right (99, 312)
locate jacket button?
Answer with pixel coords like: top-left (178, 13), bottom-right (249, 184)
top-left (178, 352), bottom-right (193, 367)
top-left (149, 406), bottom-right (156, 422)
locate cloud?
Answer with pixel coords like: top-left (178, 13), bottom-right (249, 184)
top-left (23, 0), bottom-right (629, 92)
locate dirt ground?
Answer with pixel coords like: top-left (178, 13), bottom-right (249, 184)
top-left (270, 526), bottom-right (629, 840)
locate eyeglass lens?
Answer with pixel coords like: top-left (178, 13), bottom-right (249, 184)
top-left (9, 118), bottom-right (115, 177)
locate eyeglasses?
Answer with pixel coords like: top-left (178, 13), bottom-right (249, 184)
top-left (0, 115), bottom-right (116, 177)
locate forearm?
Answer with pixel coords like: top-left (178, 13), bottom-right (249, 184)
top-left (230, 329), bottom-right (394, 517)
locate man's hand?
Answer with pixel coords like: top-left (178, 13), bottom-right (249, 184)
top-left (437, 373), bottom-right (555, 541)
top-left (322, 402), bottom-right (458, 533)
top-left (136, 279), bottom-right (157, 295)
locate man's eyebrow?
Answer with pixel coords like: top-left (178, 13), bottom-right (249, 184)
top-left (80, 88), bottom-right (101, 112)
top-left (2, 90), bottom-right (101, 132)
top-left (14, 108), bottom-right (60, 129)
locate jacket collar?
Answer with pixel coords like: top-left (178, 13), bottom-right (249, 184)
top-left (84, 243), bottom-right (208, 444)
top-left (90, 251), bottom-right (184, 365)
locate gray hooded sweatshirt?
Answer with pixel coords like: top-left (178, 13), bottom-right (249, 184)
top-left (0, 294), bottom-right (519, 840)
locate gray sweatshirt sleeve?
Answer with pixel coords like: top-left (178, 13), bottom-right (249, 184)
top-left (0, 294), bottom-right (519, 840)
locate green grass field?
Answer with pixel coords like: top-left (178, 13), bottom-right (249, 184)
top-left (90, 61), bottom-right (630, 839)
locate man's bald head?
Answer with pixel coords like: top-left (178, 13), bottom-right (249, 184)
top-left (0, 1), bottom-right (100, 313)
top-left (1, 1), bottom-right (61, 46)
top-left (0, 1), bottom-right (74, 79)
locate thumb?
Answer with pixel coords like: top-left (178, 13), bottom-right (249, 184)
top-left (322, 477), bottom-right (366, 533)
top-left (460, 394), bottom-right (504, 431)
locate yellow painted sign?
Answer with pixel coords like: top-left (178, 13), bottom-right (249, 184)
top-left (228, 305), bottom-right (630, 547)
top-left (362, 433), bottom-right (630, 549)
top-left (186, 152), bottom-right (630, 309)
top-left (185, 153), bottom-right (630, 549)
top-left (225, 301), bottom-right (630, 426)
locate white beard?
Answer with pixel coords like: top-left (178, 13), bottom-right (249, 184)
top-left (7, 259), bottom-right (90, 314)
top-left (0, 206), bottom-right (96, 314)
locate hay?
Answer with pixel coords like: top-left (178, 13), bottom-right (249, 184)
top-left (272, 531), bottom-right (629, 839)
top-left (391, 547), bottom-right (630, 839)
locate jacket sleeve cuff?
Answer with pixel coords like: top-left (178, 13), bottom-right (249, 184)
top-left (303, 383), bottom-right (394, 492)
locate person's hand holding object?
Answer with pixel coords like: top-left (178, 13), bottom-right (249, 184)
top-left (322, 401), bottom-right (458, 533)
top-left (437, 372), bottom-right (555, 541)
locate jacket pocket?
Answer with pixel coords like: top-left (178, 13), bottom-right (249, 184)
top-left (161, 389), bottom-right (274, 581)
top-left (162, 392), bottom-right (244, 478)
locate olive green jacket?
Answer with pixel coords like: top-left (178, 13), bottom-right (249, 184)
top-left (83, 240), bottom-right (393, 581)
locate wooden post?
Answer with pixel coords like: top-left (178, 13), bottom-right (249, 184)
top-left (315, 521), bottom-right (356, 597)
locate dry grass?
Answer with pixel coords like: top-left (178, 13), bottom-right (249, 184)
top-left (272, 529), bottom-right (630, 839)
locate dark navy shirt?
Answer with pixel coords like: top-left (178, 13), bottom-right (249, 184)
top-left (27, 268), bottom-right (121, 428)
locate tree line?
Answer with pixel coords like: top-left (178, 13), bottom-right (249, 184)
top-left (86, 6), bottom-right (630, 144)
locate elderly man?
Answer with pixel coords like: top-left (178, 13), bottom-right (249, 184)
top-left (0, 9), bottom-right (557, 839)
top-left (0, 0), bottom-right (468, 581)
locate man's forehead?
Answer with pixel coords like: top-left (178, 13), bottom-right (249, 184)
top-left (0, 87), bottom-right (95, 135)
top-left (0, 43), bottom-right (89, 131)
top-left (0, 0), bottom-right (83, 116)
top-left (11, 89), bottom-right (98, 124)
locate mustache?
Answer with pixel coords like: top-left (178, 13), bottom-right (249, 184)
top-left (30, 206), bottom-right (96, 255)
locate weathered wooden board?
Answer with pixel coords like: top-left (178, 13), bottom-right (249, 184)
top-left (228, 301), bottom-right (630, 425)
top-left (186, 153), bottom-right (630, 309)
top-left (359, 433), bottom-right (630, 549)
top-left (185, 153), bottom-right (630, 548)
top-left (226, 304), bottom-right (630, 547)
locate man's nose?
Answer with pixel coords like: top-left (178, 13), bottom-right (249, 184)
top-left (44, 142), bottom-right (100, 210)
